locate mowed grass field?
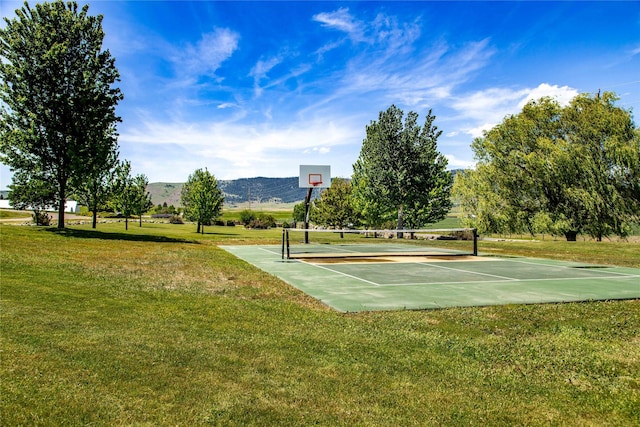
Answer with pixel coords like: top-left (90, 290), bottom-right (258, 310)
top-left (1, 220), bottom-right (639, 426)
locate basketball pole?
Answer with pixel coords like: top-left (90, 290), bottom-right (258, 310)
top-left (304, 187), bottom-right (313, 244)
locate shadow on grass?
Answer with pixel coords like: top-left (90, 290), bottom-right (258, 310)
top-left (46, 228), bottom-right (199, 244)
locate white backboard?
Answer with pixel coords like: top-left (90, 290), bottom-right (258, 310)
top-left (299, 165), bottom-right (331, 188)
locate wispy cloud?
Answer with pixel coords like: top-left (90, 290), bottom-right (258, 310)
top-left (180, 27), bottom-right (240, 77)
top-left (119, 114), bottom-right (362, 180)
top-left (313, 8), bottom-right (364, 40)
top-left (250, 55), bottom-right (283, 97)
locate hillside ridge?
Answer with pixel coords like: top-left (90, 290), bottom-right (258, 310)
top-left (147, 176), bottom-right (310, 207)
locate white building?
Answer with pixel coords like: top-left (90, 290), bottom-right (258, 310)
top-left (0, 199), bottom-right (79, 213)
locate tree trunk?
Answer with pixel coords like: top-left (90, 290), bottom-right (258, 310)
top-left (397, 205), bottom-right (404, 239)
top-left (196, 221), bottom-right (201, 233)
top-left (564, 230), bottom-right (578, 241)
top-left (92, 202), bottom-right (98, 229)
top-left (57, 197), bottom-right (65, 229)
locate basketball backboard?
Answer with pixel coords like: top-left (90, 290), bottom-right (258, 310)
top-left (299, 165), bottom-right (331, 188)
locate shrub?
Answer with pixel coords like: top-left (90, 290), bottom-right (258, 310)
top-left (239, 209), bottom-right (256, 226)
top-left (32, 211), bottom-right (52, 226)
top-left (169, 215), bottom-right (184, 224)
top-left (226, 220), bottom-right (235, 226)
top-left (247, 213), bottom-right (277, 229)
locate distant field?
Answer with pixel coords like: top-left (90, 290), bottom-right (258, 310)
top-left (0, 209), bottom-right (29, 220)
top-left (1, 222), bottom-right (639, 425)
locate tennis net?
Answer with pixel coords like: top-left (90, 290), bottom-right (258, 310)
top-left (281, 228), bottom-right (478, 260)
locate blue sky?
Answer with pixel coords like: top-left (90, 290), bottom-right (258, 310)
top-left (1, 1), bottom-right (639, 187)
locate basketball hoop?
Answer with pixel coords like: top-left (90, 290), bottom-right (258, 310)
top-left (308, 173), bottom-right (323, 187)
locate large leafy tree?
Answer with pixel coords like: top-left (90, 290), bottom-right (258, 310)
top-left (311, 178), bottom-right (360, 233)
top-left (455, 92), bottom-right (640, 241)
top-left (0, 1), bottom-right (123, 228)
top-left (352, 105), bottom-right (453, 230)
top-left (181, 168), bottom-right (224, 234)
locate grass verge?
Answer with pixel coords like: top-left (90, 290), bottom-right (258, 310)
top-left (1, 223), bottom-right (639, 425)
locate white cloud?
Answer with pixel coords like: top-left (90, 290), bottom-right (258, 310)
top-left (313, 8), bottom-right (363, 39)
top-left (181, 28), bottom-right (239, 76)
top-left (119, 115), bottom-right (361, 181)
top-left (444, 154), bottom-right (475, 169)
top-left (250, 56), bottom-right (283, 97)
top-left (517, 83), bottom-right (578, 108)
top-left (452, 83), bottom-right (579, 137)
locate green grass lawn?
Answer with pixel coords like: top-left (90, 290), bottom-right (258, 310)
top-left (1, 222), bottom-right (639, 425)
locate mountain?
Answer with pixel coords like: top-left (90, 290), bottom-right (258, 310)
top-left (1, 170), bottom-right (466, 208)
top-left (147, 177), bottom-right (311, 207)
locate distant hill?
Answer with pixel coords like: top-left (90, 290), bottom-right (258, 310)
top-left (148, 170), bottom-right (464, 207)
top-left (2, 170), bottom-right (466, 208)
top-left (147, 177), bottom-right (310, 207)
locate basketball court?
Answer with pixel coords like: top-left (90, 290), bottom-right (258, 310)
top-left (221, 164), bottom-right (639, 312)
top-left (220, 243), bottom-right (640, 312)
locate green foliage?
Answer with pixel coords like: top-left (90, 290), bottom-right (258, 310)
top-left (311, 178), bottom-right (360, 228)
top-left (132, 174), bottom-right (153, 227)
top-left (31, 210), bottom-right (52, 226)
top-left (7, 169), bottom-right (56, 222)
top-left (241, 211), bottom-right (276, 229)
top-left (0, 1), bottom-right (122, 228)
top-left (352, 105), bottom-right (453, 229)
top-left (169, 214), bottom-right (184, 224)
top-left (239, 209), bottom-right (257, 226)
top-left (111, 161), bottom-right (150, 230)
top-left (292, 202), bottom-right (307, 223)
top-left (181, 168), bottom-right (224, 234)
top-left (455, 92), bottom-right (640, 241)
top-left (152, 202), bottom-right (178, 215)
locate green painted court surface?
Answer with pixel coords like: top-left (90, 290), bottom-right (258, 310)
top-left (221, 244), bottom-right (640, 312)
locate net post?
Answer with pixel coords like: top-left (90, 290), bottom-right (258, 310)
top-left (286, 228), bottom-right (290, 259)
top-left (473, 228), bottom-right (478, 256)
top-left (281, 228), bottom-right (285, 259)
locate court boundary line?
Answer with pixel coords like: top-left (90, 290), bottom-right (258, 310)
top-left (506, 258), bottom-right (637, 276)
top-left (373, 273), bottom-right (640, 287)
top-left (297, 256), bottom-right (639, 288)
top-left (299, 259), bottom-right (382, 286)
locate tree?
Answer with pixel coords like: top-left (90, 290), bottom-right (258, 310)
top-left (111, 161), bottom-right (134, 230)
top-left (292, 202), bottom-right (307, 223)
top-left (132, 174), bottom-right (153, 227)
top-left (8, 169), bottom-right (56, 225)
top-left (0, 1), bottom-right (123, 229)
top-left (181, 168), bottom-right (224, 234)
top-left (311, 178), bottom-right (360, 235)
top-left (351, 105), bottom-right (453, 232)
top-left (455, 92), bottom-right (640, 241)
top-left (71, 139), bottom-right (120, 229)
